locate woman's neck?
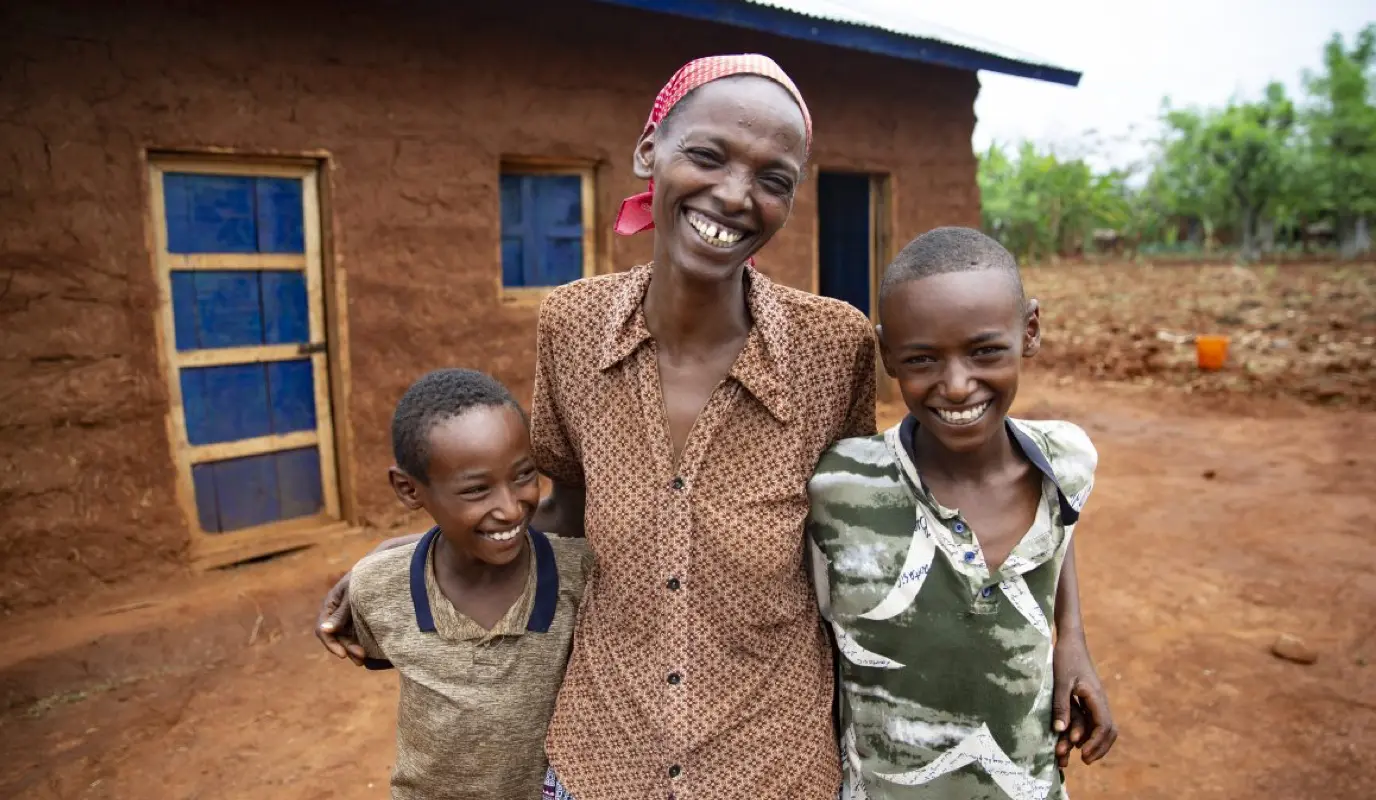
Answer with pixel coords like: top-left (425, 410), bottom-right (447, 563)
top-left (643, 261), bottom-right (751, 353)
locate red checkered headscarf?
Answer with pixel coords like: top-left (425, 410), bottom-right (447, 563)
top-left (614, 54), bottom-right (813, 236)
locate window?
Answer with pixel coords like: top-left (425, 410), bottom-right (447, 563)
top-left (500, 164), bottom-right (595, 290)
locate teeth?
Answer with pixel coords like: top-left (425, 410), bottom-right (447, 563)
top-left (934, 402), bottom-right (990, 425)
top-left (686, 211), bottom-right (744, 248)
top-left (479, 526), bottom-right (522, 542)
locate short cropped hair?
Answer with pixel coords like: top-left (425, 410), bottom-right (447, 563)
top-left (878, 227), bottom-right (1024, 318)
top-left (391, 369), bottom-right (523, 484)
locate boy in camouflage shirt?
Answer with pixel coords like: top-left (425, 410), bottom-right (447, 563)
top-left (807, 228), bottom-right (1117, 799)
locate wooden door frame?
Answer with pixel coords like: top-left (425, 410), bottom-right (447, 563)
top-left (143, 151), bottom-right (357, 568)
top-left (810, 168), bottom-right (896, 402)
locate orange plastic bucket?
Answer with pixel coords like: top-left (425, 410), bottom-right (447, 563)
top-left (1195, 334), bottom-right (1230, 370)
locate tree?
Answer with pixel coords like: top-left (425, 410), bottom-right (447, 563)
top-left (1304, 24), bottom-right (1376, 258)
top-left (975, 24), bottom-right (1373, 261)
top-left (978, 142), bottom-right (1134, 261)
top-left (1158, 84), bottom-right (1297, 261)
top-left (1155, 103), bottom-right (1229, 249)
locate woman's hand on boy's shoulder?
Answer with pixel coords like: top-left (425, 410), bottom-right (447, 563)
top-left (316, 571), bottom-right (366, 665)
top-left (314, 533), bottom-right (423, 665)
top-left (1052, 634), bottom-right (1118, 765)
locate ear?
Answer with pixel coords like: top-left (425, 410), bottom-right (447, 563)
top-left (389, 466), bottom-right (425, 511)
top-left (632, 123), bottom-right (658, 181)
top-left (875, 324), bottom-right (899, 378)
top-left (1022, 298), bottom-right (1042, 358)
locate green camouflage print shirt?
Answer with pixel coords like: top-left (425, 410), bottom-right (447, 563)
top-left (807, 416), bottom-right (1097, 800)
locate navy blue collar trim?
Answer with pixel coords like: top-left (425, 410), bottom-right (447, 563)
top-left (409, 526), bottom-right (560, 634)
top-left (898, 415), bottom-right (1080, 525)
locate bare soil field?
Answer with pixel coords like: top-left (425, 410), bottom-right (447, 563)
top-left (1027, 261), bottom-right (1376, 409)
top-left (2, 262), bottom-right (1373, 799)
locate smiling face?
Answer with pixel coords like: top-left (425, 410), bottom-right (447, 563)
top-left (879, 269), bottom-right (1041, 454)
top-left (389, 404), bottom-right (541, 567)
top-left (633, 75), bottom-right (808, 281)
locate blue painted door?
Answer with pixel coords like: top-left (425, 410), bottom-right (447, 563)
top-left (159, 170), bottom-right (334, 534)
top-left (817, 172), bottom-right (874, 317)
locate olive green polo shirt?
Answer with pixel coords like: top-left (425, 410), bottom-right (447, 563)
top-left (351, 527), bottom-right (591, 800)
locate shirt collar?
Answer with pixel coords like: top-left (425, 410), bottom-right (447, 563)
top-left (898, 415), bottom-right (1080, 525)
top-left (595, 263), bottom-right (794, 423)
top-left (408, 526), bottom-right (560, 634)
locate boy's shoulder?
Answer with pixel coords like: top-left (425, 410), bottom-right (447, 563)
top-left (543, 532), bottom-right (592, 589)
top-left (350, 538), bottom-right (422, 613)
top-left (1009, 417), bottom-right (1098, 504)
top-left (808, 432), bottom-right (905, 505)
top-left (813, 432), bottom-right (892, 474)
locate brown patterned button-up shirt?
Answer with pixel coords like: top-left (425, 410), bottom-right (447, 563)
top-left (532, 264), bottom-right (877, 800)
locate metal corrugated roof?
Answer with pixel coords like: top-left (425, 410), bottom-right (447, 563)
top-left (587, 0), bottom-right (1082, 86)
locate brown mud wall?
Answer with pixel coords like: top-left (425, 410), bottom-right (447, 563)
top-left (0, 0), bottom-right (979, 610)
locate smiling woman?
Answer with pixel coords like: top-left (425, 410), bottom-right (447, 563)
top-left (524, 57), bottom-right (879, 800)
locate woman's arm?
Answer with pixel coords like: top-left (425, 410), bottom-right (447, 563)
top-left (533, 480), bottom-right (587, 537)
top-left (315, 533), bottom-right (423, 663)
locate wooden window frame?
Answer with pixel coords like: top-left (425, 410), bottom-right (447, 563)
top-left (497, 159), bottom-right (597, 305)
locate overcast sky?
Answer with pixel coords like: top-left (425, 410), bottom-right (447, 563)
top-left (844, 0), bottom-right (1375, 172)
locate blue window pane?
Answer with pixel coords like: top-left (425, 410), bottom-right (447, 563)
top-left (191, 463), bottom-right (221, 532)
top-left (169, 271), bottom-right (266, 351)
top-left (191, 271), bottom-right (265, 349)
top-left (210, 453), bottom-right (282, 532)
top-left (502, 237), bottom-right (526, 288)
top-left (500, 174), bottom-right (524, 228)
top-left (256, 178), bottom-right (305, 253)
top-left (181, 364), bottom-right (272, 445)
top-left (541, 237), bottom-right (583, 285)
top-left (165, 174), bottom-right (257, 253)
top-left (261, 271), bottom-right (309, 344)
top-left (536, 176), bottom-right (582, 227)
top-left (267, 359), bottom-right (316, 433)
top-left (170, 272), bottom-right (199, 351)
top-left (275, 447), bottom-right (323, 520)
top-left (498, 174), bottom-right (585, 288)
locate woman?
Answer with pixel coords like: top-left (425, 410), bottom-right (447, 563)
top-left (318, 55), bottom-right (1113, 800)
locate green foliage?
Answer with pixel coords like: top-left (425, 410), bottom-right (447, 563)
top-left (979, 24), bottom-right (1375, 261)
top-left (1304, 25), bottom-right (1376, 254)
top-left (978, 141), bottom-right (1135, 262)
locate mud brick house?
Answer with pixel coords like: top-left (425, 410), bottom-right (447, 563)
top-left (0, 0), bottom-right (1079, 609)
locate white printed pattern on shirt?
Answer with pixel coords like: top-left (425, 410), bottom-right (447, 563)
top-left (871, 723), bottom-right (1053, 800)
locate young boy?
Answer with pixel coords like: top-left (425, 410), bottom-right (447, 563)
top-left (346, 368), bottom-right (591, 800)
top-left (807, 228), bottom-right (1114, 799)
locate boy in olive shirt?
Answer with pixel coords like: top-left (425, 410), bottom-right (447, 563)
top-left (808, 229), bottom-right (1116, 799)
top-left (347, 369), bottom-right (590, 800)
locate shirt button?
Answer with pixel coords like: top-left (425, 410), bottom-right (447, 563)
top-left (953, 521), bottom-right (967, 534)
top-left (668, 672), bottom-right (682, 685)
top-left (963, 551), bottom-right (977, 563)
top-left (667, 577), bottom-right (681, 591)
top-left (981, 586), bottom-right (994, 598)
top-left (670, 477), bottom-right (685, 490)
top-left (668, 765), bottom-right (682, 779)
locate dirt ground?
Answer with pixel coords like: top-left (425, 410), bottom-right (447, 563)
top-left (1026, 261), bottom-right (1376, 408)
top-left (3, 261), bottom-right (1375, 799)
